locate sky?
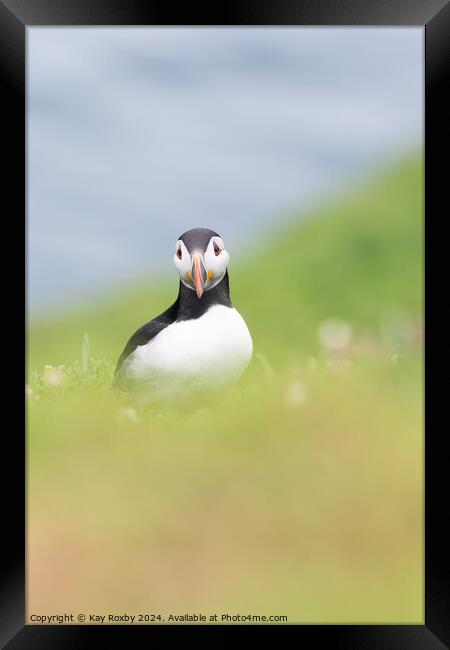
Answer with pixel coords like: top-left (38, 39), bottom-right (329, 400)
top-left (28, 27), bottom-right (423, 314)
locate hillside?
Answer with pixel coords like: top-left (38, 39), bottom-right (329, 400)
top-left (28, 155), bottom-right (423, 372)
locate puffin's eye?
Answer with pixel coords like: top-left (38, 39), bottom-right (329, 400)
top-left (176, 247), bottom-right (182, 260)
top-left (213, 242), bottom-right (221, 256)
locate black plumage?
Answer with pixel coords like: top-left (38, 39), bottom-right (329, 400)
top-left (114, 228), bottom-right (232, 382)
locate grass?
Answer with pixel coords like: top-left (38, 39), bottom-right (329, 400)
top-left (27, 153), bottom-right (423, 623)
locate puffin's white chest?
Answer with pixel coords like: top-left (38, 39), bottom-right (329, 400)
top-left (125, 305), bottom-right (253, 402)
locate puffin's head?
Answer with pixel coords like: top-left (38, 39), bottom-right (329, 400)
top-left (173, 228), bottom-right (229, 299)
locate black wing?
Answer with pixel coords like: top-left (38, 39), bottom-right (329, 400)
top-left (113, 300), bottom-right (178, 383)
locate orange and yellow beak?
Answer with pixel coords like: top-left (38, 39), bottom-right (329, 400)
top-left (190, 252), bottom-right (208, 299)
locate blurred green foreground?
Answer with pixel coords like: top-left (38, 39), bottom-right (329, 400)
top-left (27, 155), bottom-right (423, 623)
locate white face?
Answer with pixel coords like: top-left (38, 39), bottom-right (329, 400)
top-left (173, 235), bottom-right (229, 297)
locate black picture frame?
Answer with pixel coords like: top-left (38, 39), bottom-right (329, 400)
top-left (3, 1), bottom-right (448, 647)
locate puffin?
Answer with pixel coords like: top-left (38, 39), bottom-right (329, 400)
top-left (114, 228), bottom-right (253, 404)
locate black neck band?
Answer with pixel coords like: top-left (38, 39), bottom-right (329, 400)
top-left (175, 271), bottom-right (232, 321)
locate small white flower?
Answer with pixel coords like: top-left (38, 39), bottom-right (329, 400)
top-left (25, 384), bottom-right (33, 398)
top-left (119, 407), bottom-right (140, 424)
top-left (43, 365), bottom-right (66, 387)
top-left (285, 380), bottom-right (307, 408)
top-left (317, 319), bottom-right (353, 352)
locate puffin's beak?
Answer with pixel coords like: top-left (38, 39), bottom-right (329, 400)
top-left (191, 252), bottom-right (207, 299)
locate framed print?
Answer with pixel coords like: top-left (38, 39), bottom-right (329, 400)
top-left (2, 0), bottom-right (448, 647)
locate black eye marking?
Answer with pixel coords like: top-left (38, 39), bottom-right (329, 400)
top-left (213, 242), bottom-right (221, 256)
top-left (176, 247), bottom-right (182, 260)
